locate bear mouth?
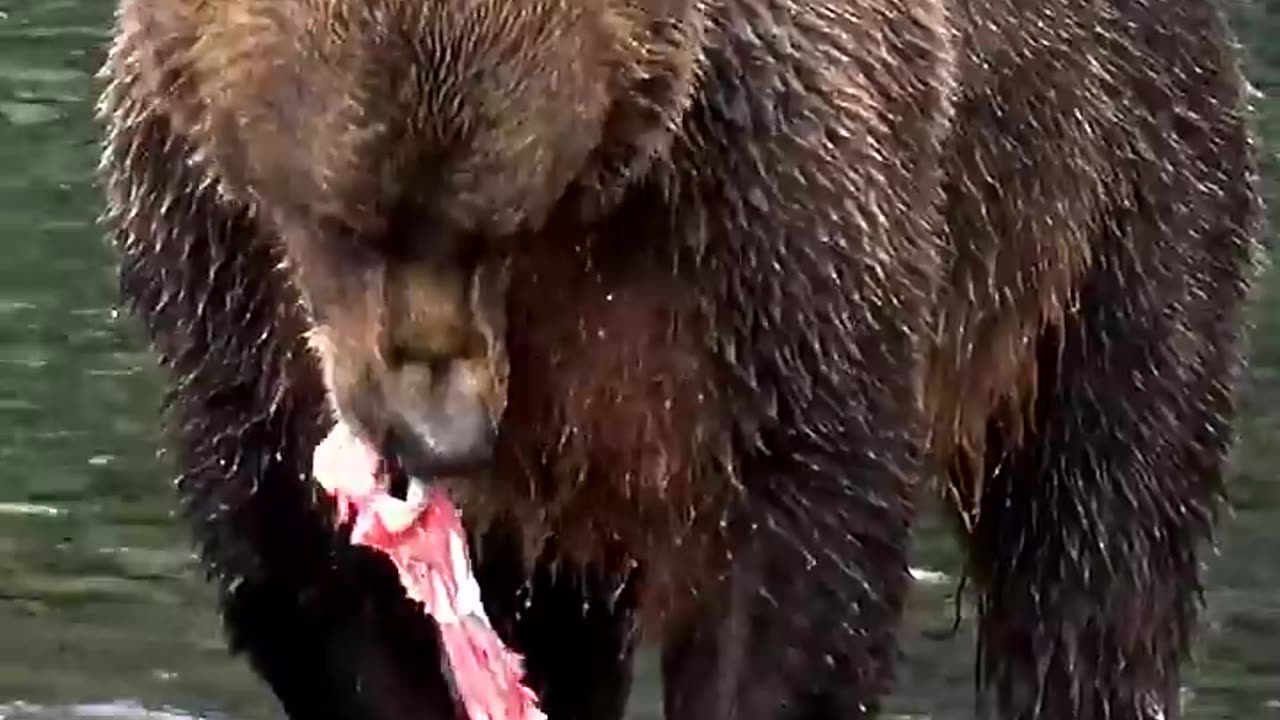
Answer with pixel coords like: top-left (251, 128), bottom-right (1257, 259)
top-left (374, 432), bottom-right (416, 505)
top-left (312, 422), bottom-right (545, 720)
top-left (312, 422), bottom-right (432, 533)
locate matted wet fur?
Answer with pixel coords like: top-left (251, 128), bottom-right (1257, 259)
top-left (98, 0), bottom-right (1264, 718)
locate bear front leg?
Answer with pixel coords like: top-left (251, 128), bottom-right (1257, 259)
top-left (102, 102), bottom-right (467, 718)
top-left (660, 447), bottom-right (920, 720)
top-left (224, 544), bottom-right (464, 720)
top-left (472, 525), bottom-right (641, 720)
top-left (967, 203), bottom-right (1253, 720)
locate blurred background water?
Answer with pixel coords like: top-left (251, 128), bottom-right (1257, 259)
top-left (0, 0), bottom-right (1276, 718)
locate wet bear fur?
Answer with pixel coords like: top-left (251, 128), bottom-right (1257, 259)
top-left (98, 0), bottom-right (1265, 718)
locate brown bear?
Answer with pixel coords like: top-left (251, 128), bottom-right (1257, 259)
top-left (97, 0), bottom-right (1265, 718)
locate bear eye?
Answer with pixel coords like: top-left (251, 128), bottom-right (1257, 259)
top-left (383, 196), bottom-right (510, 263)
top-left (311, 216), bottom-right (385, 269)
top-left (385, 344), bottom-right (453, 375)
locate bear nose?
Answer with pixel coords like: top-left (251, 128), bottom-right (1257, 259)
top-left (333, 353), bottom-right (496, 484)
top-left (379, 412), bottom-right (493, 483)
top-left (379, 354), bottom-right (496, 479)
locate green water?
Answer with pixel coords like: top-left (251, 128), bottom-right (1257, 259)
top-left (0, 0), bottom-right (1275, 718)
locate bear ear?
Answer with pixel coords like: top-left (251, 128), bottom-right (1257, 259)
top-left (101, 0), bottom-right (248, 189)
top-left (567, 0), bottom-right (707, 215)
top-left (101, 0), bottom-right (200, 126)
